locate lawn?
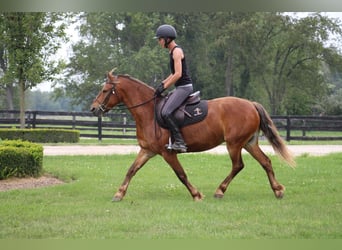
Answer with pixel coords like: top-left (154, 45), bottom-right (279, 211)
top-left (0, 152), bottom-right (341, 239)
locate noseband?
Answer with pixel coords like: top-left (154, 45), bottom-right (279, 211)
top-left (95, 77), bottom-right (155, 111)
top-left (94, 80), bottom-right (118, 112)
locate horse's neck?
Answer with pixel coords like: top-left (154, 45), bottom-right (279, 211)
top-left (120, 78), bottom-right (155, 124)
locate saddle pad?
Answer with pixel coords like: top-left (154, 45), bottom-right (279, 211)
top-left (180, 100), bottom-right (208, 127)
top-left (156, 100), bottom-right (208, 129)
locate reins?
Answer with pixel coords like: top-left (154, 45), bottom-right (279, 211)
top-left (95, 80), bottom-right (155, 111)
top-left (114, 96), bottom-right (156, 111)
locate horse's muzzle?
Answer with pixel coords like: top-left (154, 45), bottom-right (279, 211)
top-left (90, 106), bottom-right (103, 117)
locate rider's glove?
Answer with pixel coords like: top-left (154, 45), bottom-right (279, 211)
top-left (154, 83), bottom-right (165, 97)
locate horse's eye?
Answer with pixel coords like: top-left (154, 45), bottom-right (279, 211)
top-left (102, 89), bottom-right (108, 93)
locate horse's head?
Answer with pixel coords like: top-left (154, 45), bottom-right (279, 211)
top-left (90, 70), bottom-right (121, 116)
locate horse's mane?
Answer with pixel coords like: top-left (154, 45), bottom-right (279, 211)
top-left (118, 74), bottom-right (155, 92)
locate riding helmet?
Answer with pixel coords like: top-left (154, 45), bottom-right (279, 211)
top-left (155, 24), bottom-right (177, 39)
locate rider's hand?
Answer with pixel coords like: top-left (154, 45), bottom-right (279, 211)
top-left (154, 83), bottom-right (165, 97)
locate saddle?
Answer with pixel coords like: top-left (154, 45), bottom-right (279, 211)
top-left (155, 91), bottom-right (208, 129)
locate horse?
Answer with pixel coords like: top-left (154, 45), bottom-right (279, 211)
top-left (90, 70), bottom-right (295, 202)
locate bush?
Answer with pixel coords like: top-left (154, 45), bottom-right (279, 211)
top-left (0, 128), bottom-right (79, 143)
top-left (0, 140), bottom-right (43, 180)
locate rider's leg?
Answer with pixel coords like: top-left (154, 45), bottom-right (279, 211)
top-left (164, 114), bottom-right (187, 152)
top-left (161, 85), bottom-right (193, 152)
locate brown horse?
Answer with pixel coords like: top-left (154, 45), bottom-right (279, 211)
top-left (90, 71), bottom-right (295, 202)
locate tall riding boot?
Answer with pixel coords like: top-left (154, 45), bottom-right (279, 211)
top-left (165, 116), bottom-right (187, 153)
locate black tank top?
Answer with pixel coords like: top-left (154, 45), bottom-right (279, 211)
top-left (169, 46), bottom-right (193, 87)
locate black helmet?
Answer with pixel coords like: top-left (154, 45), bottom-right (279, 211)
top-left (155, 24), bottom-right (177, 39)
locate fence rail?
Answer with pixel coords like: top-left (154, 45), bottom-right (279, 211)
top-left (1, 110), bottom-right (342, 141)
top-left (0, 110), bottom-right (136, 140)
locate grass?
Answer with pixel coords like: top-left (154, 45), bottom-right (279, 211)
top-left (0, 153), bottom-right (341, 239)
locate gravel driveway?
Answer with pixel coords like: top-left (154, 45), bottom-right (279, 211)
top-left (43, 144), bottom-right (342, 156)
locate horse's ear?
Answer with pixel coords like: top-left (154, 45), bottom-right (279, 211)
top-left (109, 68), bottom-right (116, 76)
top-left (108, 68), bottom-right (117, 81)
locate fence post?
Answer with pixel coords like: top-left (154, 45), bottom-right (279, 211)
top-left (302, 119), bottom-right (306, 137)
top-left (25, 111), bottom-right (31, 128)
top-left (25, 111), bottom-right (36, 128)
top-left (97, 116), bottom-right (102, 141)
top-left (32, 111), bottom-right (37, 128)
top-left (123, 115), bottom-right (127, 134)
top-left (286, 116), bottom-right (291, 141)
top-left (72, 112), bottom-right (76, 129)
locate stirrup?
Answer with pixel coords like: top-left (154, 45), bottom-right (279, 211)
top-left (165, 137), bottom-right (187, 153)
top-left (165, 137), bottom-right (173, 151)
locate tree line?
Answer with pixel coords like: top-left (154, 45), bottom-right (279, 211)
top-left (1, 12), bottom-right (342, 127)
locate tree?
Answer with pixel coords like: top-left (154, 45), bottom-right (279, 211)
top-left (58, 12), bottom-right (342, 115)
top-left (0, 12), bottom-right (67, 127)
top-left (315, 47), bottom-right (342, 115)
top-left (210, 12), bottom-right (342, 114)
top-left (56, 12), bottom-right (173, 110)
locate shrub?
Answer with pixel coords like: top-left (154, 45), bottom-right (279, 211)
top-left (0, 140), bottom-right (43, 180)
top-left (0, 128), bottom-right (79, 143)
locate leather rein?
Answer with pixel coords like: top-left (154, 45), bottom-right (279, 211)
top-left (95, 80), bottom-right (155, 112)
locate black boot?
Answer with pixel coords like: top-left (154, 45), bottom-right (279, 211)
top-left (164, 116), bottom-right (187, 153)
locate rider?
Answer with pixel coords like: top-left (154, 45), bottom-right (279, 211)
top-left (154, 24), bottom-right (193, 153)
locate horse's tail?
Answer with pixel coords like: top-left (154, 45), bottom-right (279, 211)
top-left (253, 102), bottom-right (296, 167)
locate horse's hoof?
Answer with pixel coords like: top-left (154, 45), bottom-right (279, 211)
top-left (275, 190), bottom-right (284, 199)
top-left (274, 185), bottom-right (285, 199)
top-left (214, 189), bottom-right (224, 199)
top-left (193, 192), bottom-right (204, 201)
top-left (112, 196), bottom-right (122, 202)
top-left (214, 193), bottom-right (224, 199)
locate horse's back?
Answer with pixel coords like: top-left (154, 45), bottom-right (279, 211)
top-left (182, 96), bottom-right (261, 152)
top-left (208, 96), bottom-right (259, 119)
top-left (207, 96), bottom-right (260, 139)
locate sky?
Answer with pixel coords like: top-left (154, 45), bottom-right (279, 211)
top-left (32, 12), bottom-right (342, 92)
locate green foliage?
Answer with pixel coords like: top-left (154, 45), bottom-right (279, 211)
top-left (0, 129), bottom-right (80, 143)
top-left (5, 11), bottom-right (341, 117)
top-left (0, 140), bottom-right (43, 179)
top-left (209, 13), bottom-right (342, 114)
top-left (60, 12), bottom-right (342, 116)
top-left (56, 12), bottom-right (170, 108)
top-left (0, 12), bottom-right (69, 126)
top-left (0, 12), bottom-right (68, 89)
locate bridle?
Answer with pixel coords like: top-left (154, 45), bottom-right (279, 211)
top-left (94, 78), bottom-right (155, 112)
top-left (94, 75), bottom-right (162, 139)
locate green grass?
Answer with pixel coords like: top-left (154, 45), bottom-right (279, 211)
top-left (0, 153), bottom-right (341, 239)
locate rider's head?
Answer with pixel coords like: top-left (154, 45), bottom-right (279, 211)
top-left (155, 24), bottom-right (177, 48)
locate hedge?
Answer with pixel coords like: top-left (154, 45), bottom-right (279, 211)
top-left (0, 140), bottom-right (43, 180)
top-left (0, 128), bottom-right (80, 143)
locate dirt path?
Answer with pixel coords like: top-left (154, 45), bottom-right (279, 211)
top-left (43, 144), bottom-right (342, 156)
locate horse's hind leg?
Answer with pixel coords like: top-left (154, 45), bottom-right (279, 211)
top-left (214, 145), bottom-right (244, 199)
top-left (244, 143), bottom-right (285, 199)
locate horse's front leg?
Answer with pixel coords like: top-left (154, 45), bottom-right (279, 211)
top-left (113, 148), bottom-right (155, 202)
top-left (162, 152), bottom-right (204, 201)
